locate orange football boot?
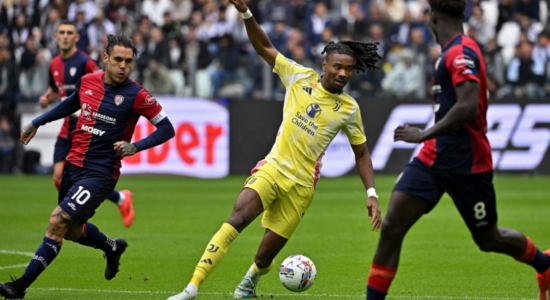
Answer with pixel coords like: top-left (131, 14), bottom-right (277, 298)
top-left (536, 250), bottom-right (550, 300)
top-left (118, 190), bottom-right (134, 227)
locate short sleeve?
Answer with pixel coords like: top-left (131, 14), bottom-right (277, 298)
top-left (133, 90), bottom-right (167, 125)
top-left (273, 53), bottom-right (316, 87)
top-left (342, 103), bottom-right (367, 145)
top-left (85, 59), bottom-right (99, 74)
top-left (444, 45), bottom-right (481, 87)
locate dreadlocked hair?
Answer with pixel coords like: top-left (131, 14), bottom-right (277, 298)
top-left (321, 41), bottom-right (382, 73)
top-left (428, 0), bottom-right (466, 18)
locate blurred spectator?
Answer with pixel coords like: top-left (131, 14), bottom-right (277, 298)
top-left (162, 12), bottom-right (182, 41)
top-left (507, 42), bottom-right (545, 98)
top-left (10, 0), bottom-right (39, 28)
top-left (518, 13), bottom-right (543, 43)
top-left (268, 21), bottom-right (290, 53)
top-left (485, 39), bottom-right (506, 87)
top-left (49, 0), bottom-right (69, 19)
top-left (368, 5), bottom-right (392, 37)
top-left (312, 28), bottom-right (335, 66)
top-left (87, 11), bottom-right (115, 59)
top-left (0, 48), bottom-right (19, 107)
top-left (114, 7), bottom-right (137, 38)
top-left (68, 0), bottom-right (98, 23)
top-left (168, 39), bottom-right (183, 69)
top-left (497, 0), bottom-right (516, 34)
top-left (367, 24), bottom-right (387, 58)
top-left (142, 59), bottom-right (175, 95)
top-left (141, 0), bottom-right (171, 26)
top-left (75, 11), bottom-right (90, 53)
top-left (147, 27), bottom-right (170, 67)
top-left (290, 45), bottom-right (314, 68)
top-left (139, 15), bottom-right (154, 37)
top-left (336, 2), bottom-right (368, 41)
top-left (10, 14), bottom-right (30, 52)
top-left (170, 0), bottom-right (193, 24)
top-left (263, 0), bottom-right (293, 26)
top-left (207, 6), bottom-right (235, 41)
top-left (0, 108), bottom-right (15, 173)
top-left (130, 31), bottom-right (148, 82)
top-left (18, 49), bottom-right (49, 103)
top-left (389, 9), bottom-right (414, 47)
top-left (379, 0), bottom-right (406, 23)
top-left (20, 38), bottom-right (37, 71)
top-left (409, 28), bottom-right (429, 58)
top-left (43, 8), bottom-right (61, 56)
top-left (468, 5), bottom-right (495, 45)
top-left (307, 2), bottom-right (333, 45)
top-left (515, 0), bottom-right (540, 22)
top-left (533, 32), bottom-right (549, 84)
top-left (211, 35), bottom-right (238, 98)
top-left (381, 49), bottom-right (423, 99)
top-left (467, 27), bottom-right (486, 53)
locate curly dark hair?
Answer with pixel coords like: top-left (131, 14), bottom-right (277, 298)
top-left (321, 41), bottom-right (382, 73)
top-left (428, 0), bottom-right (466, 17)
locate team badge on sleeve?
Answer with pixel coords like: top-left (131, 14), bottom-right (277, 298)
top-left (115, 95), bottom-right (124, 106)
top-left (453, 55), bottom-right (475, 69)
top-left (145, 95), bottom-right (157, 106)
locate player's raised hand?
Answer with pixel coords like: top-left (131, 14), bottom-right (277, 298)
top-left (367, 197), bottom-right (382, 232)
top-left (394, 123), bottom-right (425, 143)
top-left (114, 141), bottom-right (137, 158)
top-left (227, 0), bottom-right (248, 13)
top-left (20, 123), bottom-right (37, 145)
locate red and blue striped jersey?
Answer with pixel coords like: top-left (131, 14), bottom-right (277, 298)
top-left (417, 34), bottom-right (493, 175)
top-left (49, 50), bottom-right (98, 139)
top-left (66, 72), bottom-right (166, 179)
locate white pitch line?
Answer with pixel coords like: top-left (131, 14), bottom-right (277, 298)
top-left (0, 264), bottom-right (28, 270)
top-left (32, 288), bottom-right (538, 299)
top-left (0, 250), bottom-right (34, 257)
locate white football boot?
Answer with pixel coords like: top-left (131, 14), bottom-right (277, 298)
top-left (167, 283), bottom-right (198, 300)
top-left (233, 265), bottom-right (262, 298)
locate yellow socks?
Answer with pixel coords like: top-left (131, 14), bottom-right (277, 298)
top-left (252, 260), bottom-right (274, 276)
top-left (190, 223), bottom-right (239, 288)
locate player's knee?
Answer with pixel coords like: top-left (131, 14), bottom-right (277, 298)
top-left (47, 212), bottom-right (70, 240)
top-left (380, 219), bottom-right (406, 241)
top-left (226, 213), bottom-right (248, 232)
top-left (63, 226), bottom-right (84, 241)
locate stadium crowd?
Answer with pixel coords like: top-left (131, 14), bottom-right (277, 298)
top-left (0, 0), bottom-right (549, 104)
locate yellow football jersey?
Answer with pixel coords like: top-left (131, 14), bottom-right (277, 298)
top-left (259, 53), bottom-right (367, 187)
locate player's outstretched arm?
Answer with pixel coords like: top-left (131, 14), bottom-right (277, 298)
top-left (352, 143), bottom-right (382, 232)
top-left (23, 91), bottom-right (81, 145)
top-left (394, 80), bottom-right (480, 143)
top-left (114, 118), bottom-right (175, 158)
top-left (39, 87), bottom-right (59, 108)
top-left (228, 0), bottom-right (278, 67)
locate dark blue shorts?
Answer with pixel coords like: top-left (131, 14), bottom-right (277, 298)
top-left (58, 163), bottom-right (117, 225)
top-left (53, 136), bottom-right (71, 163)
top-left (394, 158), bottom-right (497, 232)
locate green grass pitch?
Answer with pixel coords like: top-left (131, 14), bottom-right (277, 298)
top-left (0, 175), bottom-right (548, 299)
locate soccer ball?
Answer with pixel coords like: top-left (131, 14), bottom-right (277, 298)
top-left (279, 255), bottom-right (316, 292)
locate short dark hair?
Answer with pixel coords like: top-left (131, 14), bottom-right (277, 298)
top-left (57, 20), bottom-right (77, 30)
top-left (322, 41), bottom-right (382, 73)
top-left (105, 33), bottom-right (139, 57)
top-left (428, 0), bottom-right (466, 18)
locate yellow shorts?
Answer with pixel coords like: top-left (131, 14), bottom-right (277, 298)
top-left (243, 163), bottom-right (315, 239)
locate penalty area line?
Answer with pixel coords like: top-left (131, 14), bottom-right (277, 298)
top-left (32, 288), bottom-right (537, 299)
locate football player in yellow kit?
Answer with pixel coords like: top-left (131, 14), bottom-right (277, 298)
top-left (168, 0), bottom-right (383, 299)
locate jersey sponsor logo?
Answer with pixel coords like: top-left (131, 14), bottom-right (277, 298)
top-left (85, 89), bottom-right (93, 96)
top-left (306, 104), bottom-right (322, 118)
top-left (82, 103), bottom-right (93, 120)
top-left (70, 67), bottom-right (77, 77)
top-left (453, 55), bottom-right (475, 69)
top-left (115, 95), bottom-right (124, 106)
top-left (292, 111), bottom-right (318, 137)
top-left (333, 99), bottom-right (343, 112)
top-left (145, 95), bottom-right (158, 106)
top-left (81, 124), bottom-right (106, 136)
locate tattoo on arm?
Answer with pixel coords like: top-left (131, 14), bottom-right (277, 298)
top-left (56, 210), bottom-right (74, 225)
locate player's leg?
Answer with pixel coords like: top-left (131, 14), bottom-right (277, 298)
top-left (106, 189), bottom-right (135, 227)
top-left (234, 175), bottom-right (314, 298)
top-left (233, 229), bottom-right (287, 298)
top-left (367, 158), bottom-right (444, 300)
top-left (0, 205), bottom-right (70, 298)
top-left (169, 187), bottom-right (266, 300)
top-left (443, 171), bottom-right (550, 299)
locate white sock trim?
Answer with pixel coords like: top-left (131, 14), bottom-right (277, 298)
top-left (117, 191), bottom-right (126, 206)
